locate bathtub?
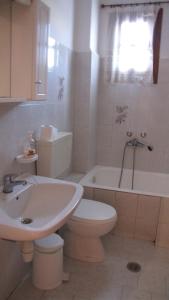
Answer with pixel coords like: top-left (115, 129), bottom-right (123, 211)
top-left (80, 165), bottom-right (169, 197)
top-left (79, 166), bottom-right (169, 247)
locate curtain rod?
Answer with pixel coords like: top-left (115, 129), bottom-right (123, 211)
top-left (101, 1), bottom-right (169, 8)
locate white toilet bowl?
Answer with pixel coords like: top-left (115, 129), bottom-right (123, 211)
top-left (64, 199), bottom-right (117, 262)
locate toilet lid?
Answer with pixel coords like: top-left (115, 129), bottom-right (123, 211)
top-left (72, 199), bottom-right (117, 222)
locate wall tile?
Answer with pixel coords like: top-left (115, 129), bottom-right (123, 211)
top-left (135, 218), bottom-right (157, 241)
top-left (72, 51), bottom-right (99, 173)
top-left (137, 196), bottom-right (161, 221)
top-left (97, 125), bottom-right (113, 148)
top-left (73, 150), bottom-right (89, 173)
top-left (83, 187), bottom-right (94, 199)
top-left (115, 192), bottom-right (138, 217)
top-left (159, 197), bottom-right (169, 224)
top-left (121, 287), bottom-right (151, 300)
top-left (94, 188), bottom-right (116, 207)
top-left (98, 102), bottom-right (113, 126)
top-left (114, 215), bottom-right (135, 238)
top-left (156, 223), bottom-right (169, 248)
top-left (97, 57), bottom-right (169, 174)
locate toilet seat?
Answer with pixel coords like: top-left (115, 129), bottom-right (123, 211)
top-left (71, 199), bottom-right (117, 224)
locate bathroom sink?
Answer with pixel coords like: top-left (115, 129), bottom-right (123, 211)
top-left (0, 175), bottom-right (83, 241)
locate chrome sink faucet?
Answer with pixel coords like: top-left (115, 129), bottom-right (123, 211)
top-left (3, 174), bottom-right (27, 193)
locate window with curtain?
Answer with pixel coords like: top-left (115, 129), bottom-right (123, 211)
top-left (105, 5), bottom-right (163, 84)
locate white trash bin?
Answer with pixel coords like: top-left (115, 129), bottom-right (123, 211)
top-left (33, 234), bottom-right (64, 290)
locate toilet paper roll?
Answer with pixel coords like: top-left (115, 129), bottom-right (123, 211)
top-left (40, 125), bottom-right (58, 141)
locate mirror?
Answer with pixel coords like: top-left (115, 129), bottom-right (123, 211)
top-left (0, 0), bottom-right (11, 97)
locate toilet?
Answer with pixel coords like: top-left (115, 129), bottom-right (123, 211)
top-left (37, 132), bottom-right (117, 262)
top-left (64, 199), bottom-right (117, 262)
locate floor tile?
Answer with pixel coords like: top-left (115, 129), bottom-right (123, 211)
top-left (151, 294), bottom-right (169, 300)
top-left (7, 234), bottom-right (169, 300)
top-left (9, 277), bottom-right (44, 300)
top-left (138, 270), bottom-right (167, 295)
top-left (121, 287), bottom-right (151, 300)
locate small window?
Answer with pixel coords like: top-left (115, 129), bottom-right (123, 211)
top-left (105, 6), bottom-right (163, 84)
top-left (115, 19), bottom-right (152, 73)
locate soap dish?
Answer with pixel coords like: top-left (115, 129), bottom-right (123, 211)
top-left (16, 154), bottom-right (38, 164)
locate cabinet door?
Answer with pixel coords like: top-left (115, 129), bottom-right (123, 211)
top-left (0, 0), bottom-right (11, 97)
top-left (11, 0), bottom-right (49, 100)
top-left (11, 1), bottom-right (33, 99)
top-left (32, 0), bottom-right (49, 100)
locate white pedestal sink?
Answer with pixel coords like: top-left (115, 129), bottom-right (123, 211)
top-left (0, 175), bottom-right (83, 241)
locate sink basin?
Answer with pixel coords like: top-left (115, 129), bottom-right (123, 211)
top-left (0, 175), bottom-right (83, 241)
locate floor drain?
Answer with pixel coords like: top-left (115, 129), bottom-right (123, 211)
top-left (127, 262), bottom-right (141, 273)
top-left (21, 218), bottom-right (33, 225)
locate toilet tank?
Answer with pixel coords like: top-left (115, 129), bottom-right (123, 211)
top-left (37, 132), bottom-right (72, 178)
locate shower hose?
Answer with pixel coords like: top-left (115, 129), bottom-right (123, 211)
top-left (118, 142), bottom-right (136, 190)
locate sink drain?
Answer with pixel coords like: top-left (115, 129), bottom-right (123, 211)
top-left (21, 218), bottom-right (33, 225)
top-left (127, 262), bottom-right (141, 273)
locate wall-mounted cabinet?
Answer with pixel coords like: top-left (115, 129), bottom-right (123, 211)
top-left (0, 0), bottom-right (11, 98)
top-left (0, 0), bottom-right (49, 102)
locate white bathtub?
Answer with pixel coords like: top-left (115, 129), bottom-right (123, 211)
top-left (80, 165), bottom-right (169, 244)
top-left (80, 165), bottom-right (169, 198)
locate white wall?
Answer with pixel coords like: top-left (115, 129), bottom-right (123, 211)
top-left (73, 0), bottom-right (91, 52)
top-left (43, 0), bottom-right (75, 49)
top-left (73, 0), bottom-right (99, 52)
top-left (72, 0), bottom-right (100, 172)
top-left (90, 0), bottom-right (99, 52)
top-left (97, 1), bottom-right (169, 173)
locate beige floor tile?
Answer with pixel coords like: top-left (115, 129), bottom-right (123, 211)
top-left (153, 245), bottom-right (169, 262)
top-left (138, 270), bottom-right (167, 295)
top-left (9, 277), bottom-right (44, 300)
top-left (165, 275), bottom-right (169, 296)
top-left (144, 260), bottom-right (169, 278)
top-left (121, 287), bottom-right (151, 300)
top-left (74, 296), bottom-right (91, 300)
top-left (107, 258), bottom-right (140, 289)
top-left (151, 293), bottom-right (169, 300)
top-left (8, 235), bottom-right (169, 300)
top-left (102, 234), bottom-right (131, 262)
top-left (43, 291), bottom-right (74, 300)
top-left (151, 294), bottom-right (169, 300)
top-left (90, 286), bottom-right (122, 300)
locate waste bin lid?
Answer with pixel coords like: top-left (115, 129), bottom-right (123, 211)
top-left (34, 234), bottom-right (64, 253)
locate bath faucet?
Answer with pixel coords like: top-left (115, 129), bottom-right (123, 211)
top-left (127, 138), bottom-right (144, 148)
top-left (3, 174), bottom-right (27, 193)
top-left (126, 138), bottom-right (153, 151)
